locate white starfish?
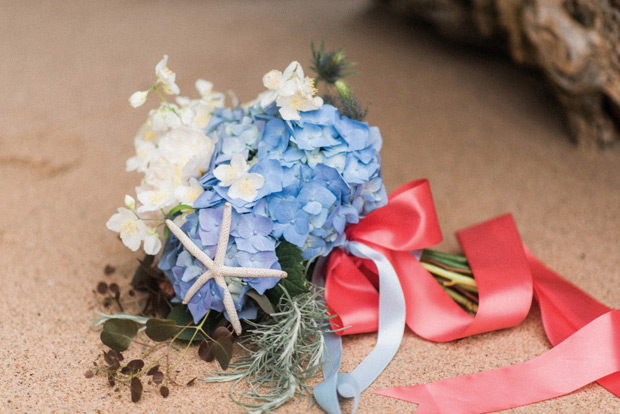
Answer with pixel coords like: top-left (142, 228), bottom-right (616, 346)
top-left (165, 202), bottom-right (287, 335)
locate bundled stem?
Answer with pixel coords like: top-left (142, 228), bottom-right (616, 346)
top-left (421, 249), bottom-right (479, 313)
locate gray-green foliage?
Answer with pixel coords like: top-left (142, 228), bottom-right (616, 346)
top-left (203, 287), bottom-right (333, 413)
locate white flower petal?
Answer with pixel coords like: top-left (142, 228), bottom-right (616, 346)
top-left (144, 233), bottom-right (162, 255)
top-left (121, 232), bottom-right (143, 252)
top-left (105, 212), bottom-right (124, 232)
top-left (279, 105), bottom-right (301, 121)
top-left (246, 173), bottom-right (265, 188)
top-left (262, 70), bottom-right (282, 90)
top-left (195, 79), bottom-right (213, 96)
top-left (155, 55), bottom-right (180, 95)
top-left (260, 90), bottom-right (278, 108)
top-left (282, 61), bottom-right (301, 79)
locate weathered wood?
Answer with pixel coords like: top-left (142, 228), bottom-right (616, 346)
top-left (385, 0), bottom-right (620, 147)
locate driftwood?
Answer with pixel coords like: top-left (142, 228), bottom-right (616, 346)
top-left (384, 0), bottom-right (620, 147)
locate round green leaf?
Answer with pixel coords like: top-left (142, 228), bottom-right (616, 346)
top-left (100, 319), bottom-right (138, 352)
top-left (145, 318), bottom-right (177, 342)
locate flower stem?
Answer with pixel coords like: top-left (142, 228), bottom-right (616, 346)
top-left (443, 288), bottom-right (478, 313)
top-left (421, 262), bottom-right (477, 289)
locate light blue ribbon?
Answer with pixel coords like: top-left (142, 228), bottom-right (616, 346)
top-left (314, 242), bottom-right (415, 413)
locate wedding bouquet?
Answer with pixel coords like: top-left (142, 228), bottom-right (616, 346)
top-left (92, 44), bottom-right (618, 414)
top-left (95, 45), bottom-right (431, 410)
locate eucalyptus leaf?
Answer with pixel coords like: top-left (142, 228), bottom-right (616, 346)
top-left (166, 305), bottom-right (201, 341)
top-left (166, 305), bottom-right (193, 326)
top-left (213, 336), bottom-right (233, 370)
top-left (212, 326), bottom-right (231, 340)
top-left (145, 318), bottom-right (177, 342)
top-left (122, 359), bottom-right (145, 375)
top-left (130, 377), bottom-right (143, 403)
top-left (245, 290), bottom-right (275, 316)
top-left (198, 341), bottom-right (215, 362)
top-left (160, 386), bottom-right (169, 398)
top-left (100, 319), bottom-right (138, 352)
top-left (152, 371), bottom-right (164, 384)
top-left (93, 312), bottom-right (150, 327)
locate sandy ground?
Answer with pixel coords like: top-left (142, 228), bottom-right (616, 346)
top-left (1, 0), bottom-right (619, 413)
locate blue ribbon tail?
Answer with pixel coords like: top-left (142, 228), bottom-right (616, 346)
top-left (314, 242), bottom-right (408, 413)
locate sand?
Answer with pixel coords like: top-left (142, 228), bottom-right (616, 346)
top-left (1, 0), bottom-right (619, 413)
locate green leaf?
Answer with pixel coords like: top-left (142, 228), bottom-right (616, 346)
top-left (145, 318), bottom-right (177, 342)
top-left (267, 241), bottom-right (308, 305)
top-left (167, 305), bottom-right (193, 326)
top-left (166, 305), bottom-right (201, 341)
top-left (245, 290), bottom-right (275, 316)
top-left (166, 204), bottom-right (193, 219)
top-left (100, 319), bottom-right (138, 352)
top-left (213, 336), bottom-right (233, 370)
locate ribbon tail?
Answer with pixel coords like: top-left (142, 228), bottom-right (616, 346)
top-left (314, 332), bottom-right (346, 414)
top-left (315, 241), bottom-right (407, 413)
top-left (376, 309), bottom-right (620, 413)
top-left (526, 249), bottom-right (620, 398)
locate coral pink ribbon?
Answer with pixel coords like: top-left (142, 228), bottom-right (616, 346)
top-left (324, 179), bottom-right (620, 413)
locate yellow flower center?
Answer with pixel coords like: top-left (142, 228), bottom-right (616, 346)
top-left (195, 112), bottom-right (211, 128)
top-left (149, 191), bottom-right (167, 203)
top-left (289, 93), bottom-right (306, 110)
top-left (239, 179), bottom-right (253, 194)
top-left (226, 167), bottom-right (239, 180)
top-left (187, 187), bottom-right (202, 202)
top-left (144, 130), bottom-right (156, 142)
top-left (308, 78), bottom-right (318, 95)
top-left (121, 221), bottom-right (139, 236)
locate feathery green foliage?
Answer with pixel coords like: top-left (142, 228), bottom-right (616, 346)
top-left (203, 287), bottom-right (333, 413)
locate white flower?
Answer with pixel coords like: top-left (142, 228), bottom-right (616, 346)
top-left (126, 139), bottom-right (158, 173)
top-left (155, 55), bottom-right (180, 95)
top-left (106, 208), bottom-right (148, 251)
top-left (142, 156), bottom-right (178, 188)
top-left (213, 153), bottom-right (250, 186)
top-left (180, 100), bottom-right (216, 129)
top-left (174, 177), bottom-right (204, 205)
top-left (276, 93), bottom-right (323, 121)
top-left (159, 126), bottom-right (213, 166)
top-left (260, 61), bottom-right (301, 108)
top-left (228, 173), bottom-right (264, 202)
top-left (260, 61), bottom-right (323, 121)
top-left (151, 106), bottom-right (182, 131)
top-left (195, 79), bottom-right (226, 106)
top-left (129, 90), bottom-right (149, 107)
top-left (124, 195), bottom-right (136, 210)
top-left (137, 183), bottom-right (176, 213)
top-left (143, 230), bottom-right (162, 255)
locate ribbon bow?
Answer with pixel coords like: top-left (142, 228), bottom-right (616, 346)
top-left (315, 179), bottom-right (620, 413)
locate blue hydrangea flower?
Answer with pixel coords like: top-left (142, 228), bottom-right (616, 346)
top-left (159, 103), bottom-right (387, 323)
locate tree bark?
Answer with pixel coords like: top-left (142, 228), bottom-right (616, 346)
top-left (385, 0), bottom-right (620, 147)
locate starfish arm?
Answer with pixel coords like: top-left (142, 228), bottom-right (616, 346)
top-left (166, 219), bottom-right (214, 268)
top-left (214, 203), bottom-right (232, 265)
top-left (214, 275), bottom-right (242, 335)
top-left (183, 270), bottom-right (214, 304)
top-left (221, 266), bottom-right (287, 279)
